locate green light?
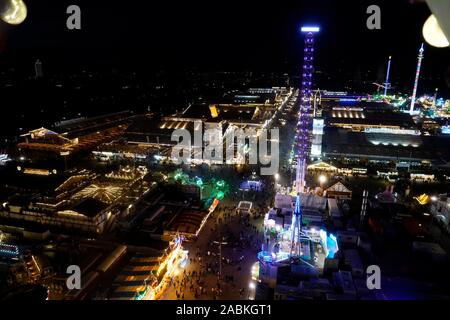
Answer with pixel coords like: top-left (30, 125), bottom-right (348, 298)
top-left (136, 287), bottom-right (148, 300)
top-left (217, 191), bottom-right (225, 200)
top-left (216, 180), bottom-right (225, 188)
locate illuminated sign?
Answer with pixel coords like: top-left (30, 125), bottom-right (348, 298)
top-left (442, 125), bottom-right (450, 135)
top-left (23, 168), bottom-right (52, 175)
top-left (364, 128), bottom-right (421, 135)
top-left (209, 105), bottom-right (219, 118)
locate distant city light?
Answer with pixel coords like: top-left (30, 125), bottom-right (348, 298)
top-left (301, 26), bottom-right (320, 33)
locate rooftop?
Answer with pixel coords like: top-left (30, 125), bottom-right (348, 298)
top-left (70, 198), bottom-right (110, 218)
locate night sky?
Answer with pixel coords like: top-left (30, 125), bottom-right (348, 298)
top-left (0, 0), bottom-right (449, 93)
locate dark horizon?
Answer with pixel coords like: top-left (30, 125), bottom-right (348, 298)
top-left (0, 0), bottom-right (449, 95)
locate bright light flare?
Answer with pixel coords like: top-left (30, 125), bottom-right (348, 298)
top-left (0, 0), bottom-right (27, 25)
top-left (318, 175), bottom-right (327, 185)
top-left (422, 14), bottom-right (449, 48)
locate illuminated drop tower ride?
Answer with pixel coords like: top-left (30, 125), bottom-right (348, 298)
top-left (291, 191), bottom-right (304, 257)
top-left (291, 26), bottom-right (319, 258)
top-left (383, 56), bottom-right (392, 97)
top-left (296, 26), bottom-right (320, 194)
top-left (409, 43), bottom-right (425, 115)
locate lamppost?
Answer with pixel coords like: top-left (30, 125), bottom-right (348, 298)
top-left (213, 238), bottom-right (228, 280)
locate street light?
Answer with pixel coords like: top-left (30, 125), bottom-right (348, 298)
top-left (213, 238), bottom-right (228, 280)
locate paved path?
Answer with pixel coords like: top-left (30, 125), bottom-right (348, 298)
top-left (160, 202), bottom-right (265, 300)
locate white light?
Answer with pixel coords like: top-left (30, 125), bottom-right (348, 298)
top-left (274, 173), bottom-right (280, 181)
top-left (430, 196), bottom-right (438, 202)
top-left (318, 175), bottom-right (327, 184)
top-left (422, 15), bottom-right (449, 48)
top-left (0, 0), bottom-right (27, 25)
top-left (249, 282), bottom-right (256, 289)
top-left (301, 26), bottom-right (320, 33)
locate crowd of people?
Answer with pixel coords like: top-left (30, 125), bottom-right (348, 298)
top-left (167, 199), bottom-right (269, 300)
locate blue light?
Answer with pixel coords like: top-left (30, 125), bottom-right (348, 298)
top-left (326, 233), bottom-right (339, 259)
top-left (294, 194), bottom-right (302, 218)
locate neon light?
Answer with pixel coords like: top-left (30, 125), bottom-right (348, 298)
top-left (216, 191), bottom-right (225, 200)
top-left (327, 233), bottom-right (339, 258)
top-left (195, 177), bottom-right (203, 187)
top-left (0, 243), bottom-right (19, 256)
top-left (442, 126), bottom-right (450, 134)
top-left (216, 180), bottom-right (225, 188)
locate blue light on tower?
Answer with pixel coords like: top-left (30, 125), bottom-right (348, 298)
top-left (291, 194), bottom-right (303, 256)
top-left (301, 26), bottom-right (320, 33)
top-left (296, 25), bottom-right (319, 193)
